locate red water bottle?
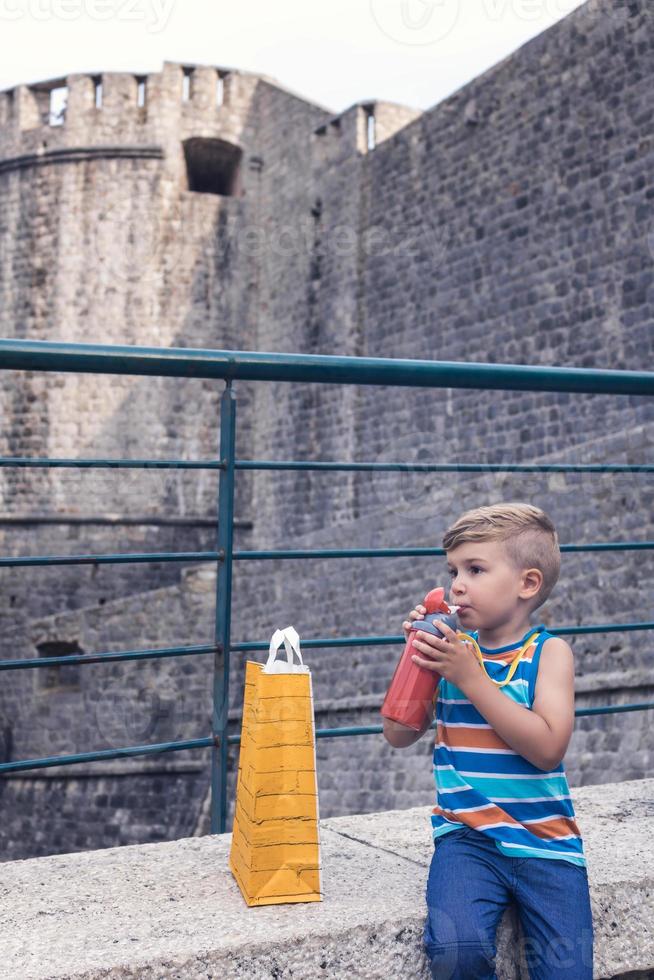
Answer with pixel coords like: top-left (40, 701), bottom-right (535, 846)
top-left (381, 587), bottom-right (459, 731)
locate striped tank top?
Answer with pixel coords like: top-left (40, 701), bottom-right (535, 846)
top-left (432, 624), bottom-right (586, 867)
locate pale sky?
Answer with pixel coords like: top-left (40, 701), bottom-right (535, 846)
top-left (0, 0), bottom-right (587, 113)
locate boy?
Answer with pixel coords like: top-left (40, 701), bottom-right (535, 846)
top-left (383, 502), bottom-right (594, 979)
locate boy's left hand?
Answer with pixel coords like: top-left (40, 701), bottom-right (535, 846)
top-left (411, 621), bottom-right (484, 692)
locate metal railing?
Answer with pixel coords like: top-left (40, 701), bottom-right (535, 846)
top-left (0, 337), bottom-right (653, 834)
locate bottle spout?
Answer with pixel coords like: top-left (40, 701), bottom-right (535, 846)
top-left (424, 588), bottom-right (461, 617)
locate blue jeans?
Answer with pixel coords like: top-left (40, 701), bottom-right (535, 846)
top-left (424, 827), bottom-right (594, 979)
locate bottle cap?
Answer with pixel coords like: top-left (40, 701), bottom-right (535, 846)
top-left (424, 587), bottom-right (460, 616)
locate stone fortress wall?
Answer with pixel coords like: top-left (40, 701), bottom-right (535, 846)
top-left (0, 0), bottom-right (653, 859)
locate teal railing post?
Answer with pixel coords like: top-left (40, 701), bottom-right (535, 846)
top-left (211, 380), bottom-right (236, 833)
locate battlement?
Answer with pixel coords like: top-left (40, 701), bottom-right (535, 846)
top-left (0, 61), bottom-right (270, 162)
top-left (0, 60), bottom-right (243, 126)
top-left (312, 99), bottom-right (422, 166)
top-left (0, 62), bottom-right (420, 170)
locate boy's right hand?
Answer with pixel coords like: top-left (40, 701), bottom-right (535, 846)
top-left (402, 604), bottom-right (426, 643)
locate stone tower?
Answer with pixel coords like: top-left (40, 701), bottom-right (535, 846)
top-left (0, 60), bottom-right (419, 633)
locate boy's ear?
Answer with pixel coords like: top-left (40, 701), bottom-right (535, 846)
top-left (519, 567), bottom-right (543, 600)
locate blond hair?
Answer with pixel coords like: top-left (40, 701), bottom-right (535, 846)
top-left (442, 502), bottom-right (560, 610)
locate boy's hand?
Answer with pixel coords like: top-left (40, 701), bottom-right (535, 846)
top-left (402, 604), bottom-right (426, 643)
top-left (411, 619), bottom-right (483, 692)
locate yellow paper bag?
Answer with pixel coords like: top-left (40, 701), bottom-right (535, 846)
top-left (229, 626), bottom-right (323, 906)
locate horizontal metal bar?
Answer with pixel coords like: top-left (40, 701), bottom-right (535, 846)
top-left (233, 542), bottom-right (654, 560)
top-left (561, 542), bottom-right (654, 552)
top-left (574, 702), bottom-right (654, 716)
top-left (0, 550), bottom-right (219, 568)
top-left (492, 622), bottom-right (654, 637)
top-left (0, 621), bottom-right (649, 674)
top-left (313, 726), bottom-right (383, 739)
top-left (230, 636), bottom-right (414, 652)
top-left (236, 460), bottom-right (654, 474)
top-left (2, 540), bottom-right (653, 568)
top-left (4, 699), bottom-right (651, 771)
top-left (0, 456), bottom-right (223, 470)
top-left (1, 338), bottom-right (653, 395)
top-left (229, 623), bottom-right (654, 653)
top-left (1, 456), bottom-right (652, 475)
top-left (233, 547), bottom-right (451, 560)
top-left (0, 643), bottom-right (217, 671)
top-left (0, 737), bottom-right (213, 773)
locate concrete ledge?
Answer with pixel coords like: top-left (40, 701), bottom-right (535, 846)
top-left (2, 778), bottom-right (653, 979)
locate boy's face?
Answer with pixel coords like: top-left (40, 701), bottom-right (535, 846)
top-left (445, 539), bottom-right (538, 629)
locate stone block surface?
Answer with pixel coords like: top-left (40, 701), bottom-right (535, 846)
top-left (1, 777), bottom-right (652, 979)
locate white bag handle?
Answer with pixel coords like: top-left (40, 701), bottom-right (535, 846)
top-left (282, 626), bottom-right (303, 665)
top-left (263, 626), bottom-right (309, 674)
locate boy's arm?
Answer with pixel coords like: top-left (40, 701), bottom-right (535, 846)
top-left (462, 638), bottom-right (575, 771)
top-left (382, 690), bottom-right (437, 748)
